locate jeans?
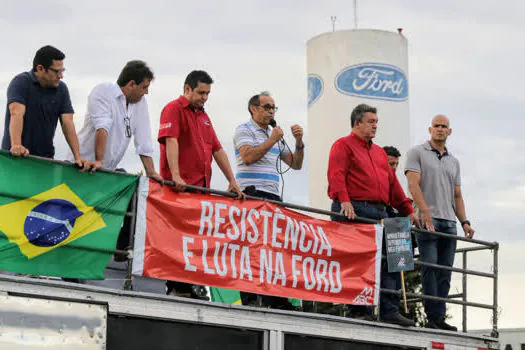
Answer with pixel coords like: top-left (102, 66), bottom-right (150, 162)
top-left (331, 200), bottom-right (400, 317)
top-left (417, 218), bottom-right (457, 322)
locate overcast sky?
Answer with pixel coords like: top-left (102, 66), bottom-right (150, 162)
top-left (1, 0), bottom-right (523, 332)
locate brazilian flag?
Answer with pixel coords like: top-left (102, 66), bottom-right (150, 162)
top-left (210, 287), bottom-right (243, 305)
top-left (0, 150), bottom-right (138, 279)
top-left (210, 287), bottom-right (301, 307)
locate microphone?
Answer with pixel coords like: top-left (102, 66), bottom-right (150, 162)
top-left (269, 118), bottom-right (285, 145)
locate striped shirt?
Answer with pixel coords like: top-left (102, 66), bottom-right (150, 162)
top-left (233, 119), bottom-right (288, 196)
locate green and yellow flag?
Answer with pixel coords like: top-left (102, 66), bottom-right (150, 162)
top-left (210, 287), bottom-right (301, 307)
top-left (0, 151), bottom-right (138, 279)
top-left (210, 287), bottom-right (243, 305)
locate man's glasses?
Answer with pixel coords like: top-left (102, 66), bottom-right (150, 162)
top-left (47, 67), bottom-right (66, 75)
top-left (257, 104), bottom-right (278, 112)
top-left (124, 117), bottom-right (131, 137)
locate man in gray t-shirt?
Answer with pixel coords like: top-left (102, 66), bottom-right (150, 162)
top-left (405, 114), bottom-right (475, 331)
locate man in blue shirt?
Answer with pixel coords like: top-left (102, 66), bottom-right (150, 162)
top-left (2, 45), bottom-right (89, 169)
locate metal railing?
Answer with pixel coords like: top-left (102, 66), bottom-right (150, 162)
top-left (0, 154), bottom-right (499, 337)
top-left (122, 181), bottom-right (499, 336)
top-left (400, 235), bottom-right (498, 335)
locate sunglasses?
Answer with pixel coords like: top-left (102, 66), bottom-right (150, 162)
top-left (257, 104), bottom-right (278, 112)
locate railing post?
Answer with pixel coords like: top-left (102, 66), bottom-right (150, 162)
top-left (492, 243), bottom-right (499, 338)
top-left (462, 251), bottom-right (467, 332)
top-left (123, 189), bottom-right (138, 291)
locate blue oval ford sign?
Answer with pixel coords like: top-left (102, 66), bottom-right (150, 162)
top-left (335, 63), bottom-right (408, 101)
top-left (308, 74), bottom-right (323, 107)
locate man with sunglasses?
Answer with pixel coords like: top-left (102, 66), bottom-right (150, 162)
top-left (2, 46), bottom-right (88, 169)
top-left (232, 91), bottom-right (304, 309)
top-left (405, 115), bottom-right (475, 331)
top-left (74, 60), bottom-right (161, 262)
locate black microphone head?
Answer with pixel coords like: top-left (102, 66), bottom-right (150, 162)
top-left (269, 119), bottom-right (276, 127)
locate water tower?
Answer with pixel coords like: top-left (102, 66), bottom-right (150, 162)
top-left (307, 29), bottom-right (410, 211)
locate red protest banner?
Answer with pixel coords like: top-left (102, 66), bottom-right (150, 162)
top-left (132, 179), bottom-right (383, 305)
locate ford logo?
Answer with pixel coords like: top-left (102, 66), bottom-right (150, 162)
top-left (335, 63), bottom-right (408, 101)
top-left (308, 74), bottom-right (323, 107)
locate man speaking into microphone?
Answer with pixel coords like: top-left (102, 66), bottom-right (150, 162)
top-left (233, 91), bottom-right (304, 309)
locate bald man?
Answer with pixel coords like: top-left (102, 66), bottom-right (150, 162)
top-left (405, 115), bottom-right (475, 331)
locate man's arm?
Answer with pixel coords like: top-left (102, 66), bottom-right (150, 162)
top-left (281, 148), bottom-right (304, 170)
top-left (281, 124), bottom-right (304, 170)
top-left (60, 114), bottom-right (81, 160)
top-left (327, 140), bottom-right (355, 219)
top-left (8, 102), bottom-right (29, 156)
top-left (213, 148), bottom-right (242, 198)
top-left (165, 137), bottom-right (186, 191)
top-left (60, 114), bottom-right (93, 172)
top-left (406, 171), bottom-right (433, 231)
top-left (139, 155), bottom-right (161, 181)
top-left (86, 128), bottom-right (107, 173)
top-left (454, 185), bottom-right (475, 238)
top-left (238, 126), bottom-right (283, 165)
top-left (134, 99), bottom-right (159, 180)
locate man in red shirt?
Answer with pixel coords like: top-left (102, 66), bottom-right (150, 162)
top-left (158, 70), bottom-right (242, 300)
top-left (327, 103), bottom-right (419, 327)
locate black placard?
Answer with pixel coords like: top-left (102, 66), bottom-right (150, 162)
top-left (384, 217), bottom-right (414, 273)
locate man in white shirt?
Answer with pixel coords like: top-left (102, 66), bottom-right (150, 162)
top-left (74, 60), bottom-right (161, 256)
top-left (75, 60), bottom-right (160, 178)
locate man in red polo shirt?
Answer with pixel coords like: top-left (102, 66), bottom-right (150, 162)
top-left (327, 103), bottom-right (419, 327)
top-left (158, 70), bottom-right (242, 300)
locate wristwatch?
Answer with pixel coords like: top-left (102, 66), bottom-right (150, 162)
top-left (295, 144), bottom-right (305, 150)
top-left (461, 220), bottom-right (471, 226)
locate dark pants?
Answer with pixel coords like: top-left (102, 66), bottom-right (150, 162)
top-left (115, 168), bottom-right (133, 251)
top-left (417, 218), bottom-right (457, 322)
top-left (331, 200), bottom-right (400, 317)
top-left (115, 205), bottom-right (133, 250)
top-left (240, 188), bottom-right (292, 308)
top-left (166, 280), bottom-right (194, 294)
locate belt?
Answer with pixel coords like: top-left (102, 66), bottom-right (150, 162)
top-left (353, 200), bottom-right (387, 210)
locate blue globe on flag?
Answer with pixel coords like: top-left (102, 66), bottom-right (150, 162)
top-left (24, 199), bottom-right (83, 247)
